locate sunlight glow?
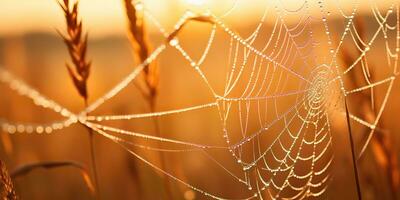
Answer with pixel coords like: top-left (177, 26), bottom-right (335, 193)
top-left (185, 0), bottom-right (206, 6)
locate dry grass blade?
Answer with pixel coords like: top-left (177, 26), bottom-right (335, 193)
top-left (11, 161), bottom-right (95, 195)
top-left (58, 0), bottom-right (91, 100)
top-left (0, 160), bottom-right (17, 200)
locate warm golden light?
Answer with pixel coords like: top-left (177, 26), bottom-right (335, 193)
top-left (0, 0), bottom-right (396, 38)
top-left (0, 0), bottom-right (400, 200)
top-left (185, 0), bottom-right (207, 6)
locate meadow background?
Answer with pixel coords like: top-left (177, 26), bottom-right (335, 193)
top-left (0, 0), bottom-right (400, 199)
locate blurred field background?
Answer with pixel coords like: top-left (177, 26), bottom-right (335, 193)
top-left (1, 0), bottom-right (400, 199)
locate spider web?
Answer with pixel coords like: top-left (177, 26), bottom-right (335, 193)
top-left (0, 0), bottom-right (399, 199)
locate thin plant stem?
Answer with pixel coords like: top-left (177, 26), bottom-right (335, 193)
top-left (58, 0), bottom-right (98, 197)
top-left (85, 100), bottom-right (100, 200)
top-left (123, 1), bottom-right (175, 198)
top-left (149, 98), bottom-right (174, 200)
top-left (344, 97), bottom-right (362, 200)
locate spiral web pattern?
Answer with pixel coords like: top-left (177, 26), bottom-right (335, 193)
top-left (0, 0), bottom-right (399, 199)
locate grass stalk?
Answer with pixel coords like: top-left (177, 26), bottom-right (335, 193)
top-left (85, 100), bottom-right (100, 199)
top-left (344, 97), bottom-right (363, 200)
top-left (58, 0), bottom-right (100, 198)
top-left (123, 1), bottom-right (174, 199)
top-left (149, 98), bottom-right (174, 199)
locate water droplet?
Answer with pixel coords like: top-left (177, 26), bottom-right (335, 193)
top-left (36, 126), bottom-right (44, 134)
top-left (169, 38), bottom-right (179, 47)
top-left (134, 2), bottom-right (143, 11)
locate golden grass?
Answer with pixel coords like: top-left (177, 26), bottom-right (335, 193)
top-left (58, 0), bottom-right (91, 101)
top-left (122, 0), bottom-right (173, 198)
top-left (0, 2), bottom-right (101, 198)
top-left (0, 1), bottom-right (398, 199)
top-left (0, 160), bottom-right (17, 200)
top-left (58, 0), bottom-right (100, 198)
top-left (122, 2), bottom-right (216, 198)
top-left (123, 0), bottom-right (158, 105)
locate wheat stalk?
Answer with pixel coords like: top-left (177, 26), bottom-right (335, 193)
top-left (58, 0), bottom-right (91, 100)
top-left (122, 3), bottom-right (216, 197)
top-left (0, 160), bottom-right (17, 200)
top-left (122, 1), bottom-right (176, 199)
top-left (57, 0), bottom-right (100, 198)
top-left (123, 0), bottom-right (158, 103)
